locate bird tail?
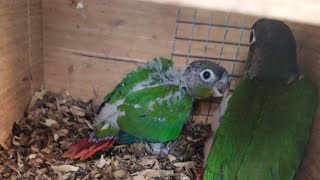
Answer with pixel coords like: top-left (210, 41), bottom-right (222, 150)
top-left (63, 135), bottom-right (116, 160)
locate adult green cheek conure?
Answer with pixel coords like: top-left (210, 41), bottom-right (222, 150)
top-left (203, 19), bottom-right (317, 180)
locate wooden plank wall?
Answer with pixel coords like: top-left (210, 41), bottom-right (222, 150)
top-left (43, 0), bottom-right (257, 101)
top-left (43, 0), bottom-right (177, 101)
top-left (30, 0), bottom-right (44, 93)
top-left (139, 0), bottom-right (320, 25)
top-left (0, 0), bottom-right (43, 147)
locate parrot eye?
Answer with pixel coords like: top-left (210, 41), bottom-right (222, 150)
top-left (249, 29), bottom-right (256, 44)
top-left (200, 69), bottom-right (216, 82)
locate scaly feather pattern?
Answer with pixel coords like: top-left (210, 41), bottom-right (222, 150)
top-left (64, 57), bottom-right (201, 159)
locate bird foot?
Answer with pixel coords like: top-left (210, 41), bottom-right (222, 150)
top-left (287, 74), bottom-right (301, 84)
top-left (149, 143), bottom-right (169, 156)
top-left (298, 74), bottom-right (305, 80)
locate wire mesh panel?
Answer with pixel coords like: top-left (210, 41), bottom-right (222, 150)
top-left (171, 8), bottom-right (255, 90)
top-left (171, 9), bottom-right (256, 124)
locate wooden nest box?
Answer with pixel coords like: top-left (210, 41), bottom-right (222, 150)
top-left (1, 0), bottom-right (320, 179)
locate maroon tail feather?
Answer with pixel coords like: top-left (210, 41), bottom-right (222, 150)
top-left (63, 136), bottom-right (116, 160)
top-left (196, 169), bottom-right (203, 180)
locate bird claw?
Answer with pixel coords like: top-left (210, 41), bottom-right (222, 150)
top-left (287, 74), bottom-right (300, 84)
top-left (298, 74), bottom-right (305, 80)
top-left (149, 143), bottom-right (169, 156)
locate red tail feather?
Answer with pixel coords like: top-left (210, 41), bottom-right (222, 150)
top-left (196, 169), bottom-right (203, 180)
top-left (63, 136), bottom-right (116, 160)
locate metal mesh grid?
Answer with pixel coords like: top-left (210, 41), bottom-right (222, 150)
top-left (171, 8), bottom-right (253, 91)
top-left (171, 9), bottom-right (254, 123)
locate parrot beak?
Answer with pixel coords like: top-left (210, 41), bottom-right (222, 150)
top-left (212, 87), bottom-right (223, 97)
top-left (212, 84), bottom-right (229, 98)
top-left (222, 86), bottom-right (230, 98)
top-left (212, 72), bottom-right (230, 98)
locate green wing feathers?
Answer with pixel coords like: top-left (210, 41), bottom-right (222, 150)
top-left (204, 79), bottom-right (262, 180)
top-left (97, 57), bottom-right (193, 142)
top-left (102, 57), bottom-right (173, 104)
top-left (118, 86), bottom-right (193, 142)
top-left (204, 78), bottom-right (317, 180)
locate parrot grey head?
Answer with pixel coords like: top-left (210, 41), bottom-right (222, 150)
top-left (184, 60), bottom-right (230, 99)
top-left (245, 18), bottom-right (297, 81)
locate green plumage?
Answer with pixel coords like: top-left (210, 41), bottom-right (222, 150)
top-left (95, 56), bottom-right (229, 145)
top-left (203, 19), bottom-right (317, 180)
top-left (96, 57), bottom-right (192, 142)
top-left (64, 48), bottom-right (229, 160)
top-left (118, 85), bottom-right (192, 142)
top-left (203, 78), bottom-right (317, 179)
top-left (102, 57), bottom-right (173, 104)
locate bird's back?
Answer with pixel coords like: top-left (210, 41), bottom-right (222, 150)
top-left (204, 78), bottom-right (317, 179)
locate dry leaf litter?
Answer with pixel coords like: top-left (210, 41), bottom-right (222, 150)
top-left (0, 90), bottom-right (212, 179)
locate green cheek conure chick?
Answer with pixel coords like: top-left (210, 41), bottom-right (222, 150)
top-left (202, 19), bottom-right (317, 180)
top-left (63, 57), bottom-right (230, 160)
